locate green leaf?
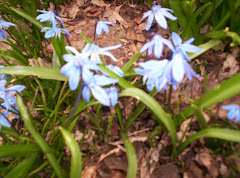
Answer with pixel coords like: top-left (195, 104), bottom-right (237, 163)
top-left (5, 153), bottom-right (38, 178)
top-left (60, 127), bottom-right (82, 178)
top-left (119, 88), bottom-right (177, 156)
top-left (177, 128), bottom-right (240, 153)
top-left (121, 132), bottom-right (138, 178)
top-left (0, 144), bottom-right (40, 158)
top-left (0, 66), bottom-right (67, 81)
top-left (10, 7), bottom-right (44, 30)
top-left (121, 52), bottom-right (142, 73)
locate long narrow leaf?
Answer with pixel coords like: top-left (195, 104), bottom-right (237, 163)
top-left (121, 132), bottom-right (138, 178)
top-left (177, 128), bottom-right (240, 153)
top-left (0, 66), bottom-right (67, 81)
top-left (60, 127), bottom-right (82, 178)
top-left (0, 144), bottom-right (40, 158)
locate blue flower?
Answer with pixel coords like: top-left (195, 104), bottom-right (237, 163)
top-left (172, 32), bottom-right (202, 62)
top-left (140, 34), bottom-right (174, 58)
top-left (60, 46), bottom-right (100, 91)
top-left (106, 65), bottom-right (124, 77)
top-left (82, 43), bottom-right (122, 64)
top-left (96, 21), bottom-right (114, 36)
top-left (0, 17), bottom-right (17, 30)
top-left (164, 52), bottom-right (199, 90)
top-left (135, 59), bottom-right (169, 91)
top-left (36, 10), bottom-right (64, 26)
top-left (105, 86), bottom-right (119, 106)
top-left (0, 80), bottom-right (25, 111)
top-left (0, 30), bottom-right (7, 41)
top-left (222, 104), bottom-right (240, 123)
top-left (142, 3), bottom-right (177, 31)
top-left (82, 70), bottom-right (119, 106)
top-left (41, 26), bottom-right (72, 39)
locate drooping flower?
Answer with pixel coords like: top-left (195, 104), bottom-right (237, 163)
top-left (105, 86), bottom-right (119, 106)
top-left (96, 21), bottom-right (114, 36)
top-left (60, 46), bottom-right (100, 91)
top-left (82, 43), bottom-right (122, 64)
top-left (171, 32), bottom-right (202, 62)
top-left (0, 16), bottom-right (17, 41)
top-left (36, 10), bottom-right (64, 26)
top-left (0, 80), bottom-right (25, 111)
top-left (41, 26), bottom-right (72, 39)
top-left (82, 70), bottom-right (119, 106)
top-left (163, 52), bottom-right (199, 90)
top-left (140, 34), bottom-right (174, 58)
top-left (135, 59), bottom-right (169, 91)
top-left (0, 16), bottom-right (17, 30)
top-left (222, 105), bottom-right (240, 123)
top-left (142, 2), bottom-right (177, 31)
top-left (0, 30), bottom-right (7, 41)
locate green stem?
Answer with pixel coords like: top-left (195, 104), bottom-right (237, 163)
top-left (65, 79), bottom-right (83, 129)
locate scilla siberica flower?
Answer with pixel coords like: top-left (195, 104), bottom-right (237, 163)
top-left (0, 80), bottom-right (25, 111)
top-left (36, 10), bottom-right (64, 26)
top-left (96, 21), bottom-right (114, 36)
top-left (172, 32), bottom-right (202, 62)
top-left (222, 105), bottom-right (240, 124)
top-left (41, 26), bottom-right (72, 39)
top-left (135, 60), bottom-right (169, 91)
top-left (140, 34), bottom-right (174, 59)
top-left (0, 16), bottom-right (17, 41)
top-left (0, 79), bottom-right (25, 131)
top-left (142, 1), bottom-right (177, 31)
top-left (82, 43), bottom-right (122, 64)
top-left (104, 65), bottom-right (124, 106)
top-left (82, 70), bottom-right (118, 107)
top-left (164, 32), bottom-right (201, 88)
top-left (60, 46), bottom-right (100, 91)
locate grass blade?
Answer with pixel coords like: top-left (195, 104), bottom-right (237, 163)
top-left (0, 144), bottom-right (40, 158)
top-left (60, 127), bottom-right (82, 178)
top-left (0, 66), bottom-right (67, 81)
top-left (121, 132), bottom-right (138, 178)
top-left (177, 128), bottom-right (240, 153)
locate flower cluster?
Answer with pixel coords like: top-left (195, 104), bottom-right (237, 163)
top-left (36, 10), bottom-right (71, 39)
top-left (0, 67), bottom-right (25, 131)
top-left (135, 2), bottom-right (202, 91)
top-left (60, 43), bottom-right (123, 107)
top-left (0, 16), bottom-right (17, 41)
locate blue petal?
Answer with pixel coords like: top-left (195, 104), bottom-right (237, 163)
top-left (82, 86), bottom-right (91, 103)
top-left (172, 32), bottom-right (182, 46)
top-left (155, 11), bottom-right (167, 29)
top-left (91, 85), bottom-right (110, 106)
top-left (146, 12), bottom-right (154, 31)
top-left (172, 53), bottom-right (185, 82)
